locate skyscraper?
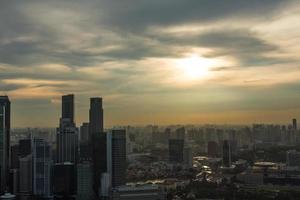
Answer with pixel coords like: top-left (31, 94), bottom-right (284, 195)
top-left (57, 119), bottom-right (78, 164)
top-left (32, 138), bottom-right (52, 198)
top-left (57, 94), bottom-right (78, 164)
top-left (62, 94), bottom-right (74, 123)
top-left (168, 139), bottom-right (184, 163)
top-left (107, 129), bottom-right (126, 188)
top-left (89, 97), bottom-right (106, 196)
top-left (77, 162), bottom-right (93, 200)
top-left (19, 154), bottom-right (32, 198)
top-left (222, 140), bottom-right (232, 167)
top-left (293, 118), bottom-right (297, 130)
top-left (0, 96), bottom-right (10, 193)
top-left (91, 133), bottom-right (106, 196)
top-left (89, 97), bottom-right (103, 135)
top-left (80, 122), bottom-right (89, 143)
top-left (53, 163), bottom-right (77, 199)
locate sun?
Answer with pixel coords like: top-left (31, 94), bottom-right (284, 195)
top-left (176, 54), bottom-right (216, 80)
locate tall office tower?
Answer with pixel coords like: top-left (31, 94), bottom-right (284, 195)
top-left (80, 122), bottom-right (89, 143)
top-left (107, 129), bottom-right (127, 188)
top-left (10, 145), bottom-right (19, 169)
top-left (57, 94), bottom-right (78, 164)
top-left (183, 146), bottom-right (193, 168)
top-left (222, 140), bottom-right (232, 167)
top-left (207, 141), bottom-right (218, 157)
top-left (175, 127), bottom-right (185, 140)
top-left (8, 169), bottom-right (18, 196)
top-left (163, 128), bottom-right (171, 144)
top-left (77, 162), bottom-right (94, 200)
top-left (0, 96), bottom-right (10, 193)
top-left (293, 118), bottom-right (297, 130)
top-left (168, 139), bottom-right (184, 163)
top-left (53, 163), bottom-right (77, 199)
top-left (91, 133), bottom-right (106, 195)
top-left (19, 154), bottom-right (32, 198)
top-left (19, 139), bottom-right (31, 157)
top-left (89, 97), bottom-right (106, 196)
top-left (89, 98), bottom-right (103, 135)
top-left (32, 138), bottom-right (52, 198)
top-left (57, 119), bottom-right (78, 163)
top-left (62, 94), bottom-right (74, 123)
top-left (79, 123), bottom-right (90, 161)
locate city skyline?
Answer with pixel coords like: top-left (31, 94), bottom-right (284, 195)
top-left (1, 0), bottom-right (300, 127)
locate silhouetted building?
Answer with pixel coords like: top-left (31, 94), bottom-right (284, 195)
top-left (107, 129), bottom-right (127, 188)
top-left (79, 143), bottom-right (91, 162)
top-left (0, 96), bottom-right (10, 193)
top-left (89, 97), bottom-right (103, 135)
top-left (79, 123), bottom-right (90, 161)
top-left (169, 139), bottom-right (184, 163)
top-left (52, 163), bottom-right (76, 199)
top-left (77, 162), bottom-right (93, 200)
top-left (89, 97), bottom-right (106, 196)
top-left (163, 128), bottom-right (171, 144)
top-left (10, 145), bottom-right (19, 169)
top-left (80, 122), bottom-right (89, 143)
top-left (56, 119), bottom-right (78, 164)
top-left (57, 94), bottom-right (78, 164)
top-left (18, 139), bottom-right (31, 157)
top-left (32, 138), bottom-right (52, 198)
top-left (19, 154), bottom-right (32, 198)
top-left (183, 146), bottom-right (193, 167)
top-left (175, 127), bottom-right (185, 140)
top-left (91, 132), bottom-right (106, 194)
top-left (8, 169), bottom-right (18, 195)
top-left (222, 140), bottom-right (231, 167)
top-left (293, 118), bottom-right (297, 130)
top-left (207, 141), bottom-right (218, 157)
top-left (62, 94), bottom-right (74, 123)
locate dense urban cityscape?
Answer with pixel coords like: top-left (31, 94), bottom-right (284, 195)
top-left (1, 95), bottom-right (300, 199)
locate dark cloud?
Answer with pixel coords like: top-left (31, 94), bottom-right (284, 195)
top-left (196, 29), bottom-right (284, 66)
top-left (0, 0), bottom-right (295, 68)
top-left (99, 0), bottom-right (292, 31)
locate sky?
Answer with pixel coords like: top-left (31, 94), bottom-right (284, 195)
top-left (1, 0), bottom-right (300, 127)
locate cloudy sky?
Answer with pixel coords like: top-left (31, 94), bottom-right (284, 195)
top-left (1, 0), bottom-right (300, 127)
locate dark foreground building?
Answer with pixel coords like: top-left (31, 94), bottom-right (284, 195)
top-left (169, 139), bottom-right (184, 163)
top-left (0, 96), bottom-right (10, 193)
top-left (107, 129), bottom-right (127, 188)
top-left (53, 163), bottom-right (77, 200)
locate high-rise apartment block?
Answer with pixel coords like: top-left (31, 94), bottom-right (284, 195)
top-left (107, 129), bottom-right (127, 188)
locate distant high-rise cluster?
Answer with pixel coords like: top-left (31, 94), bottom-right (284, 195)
top-left (1, 94), bottom-right (128, 200)
top-left (54, 95), bottom-right (127, 199)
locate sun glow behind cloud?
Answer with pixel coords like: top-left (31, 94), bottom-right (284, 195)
top-left (175, 54), bottom-right (232, 82)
